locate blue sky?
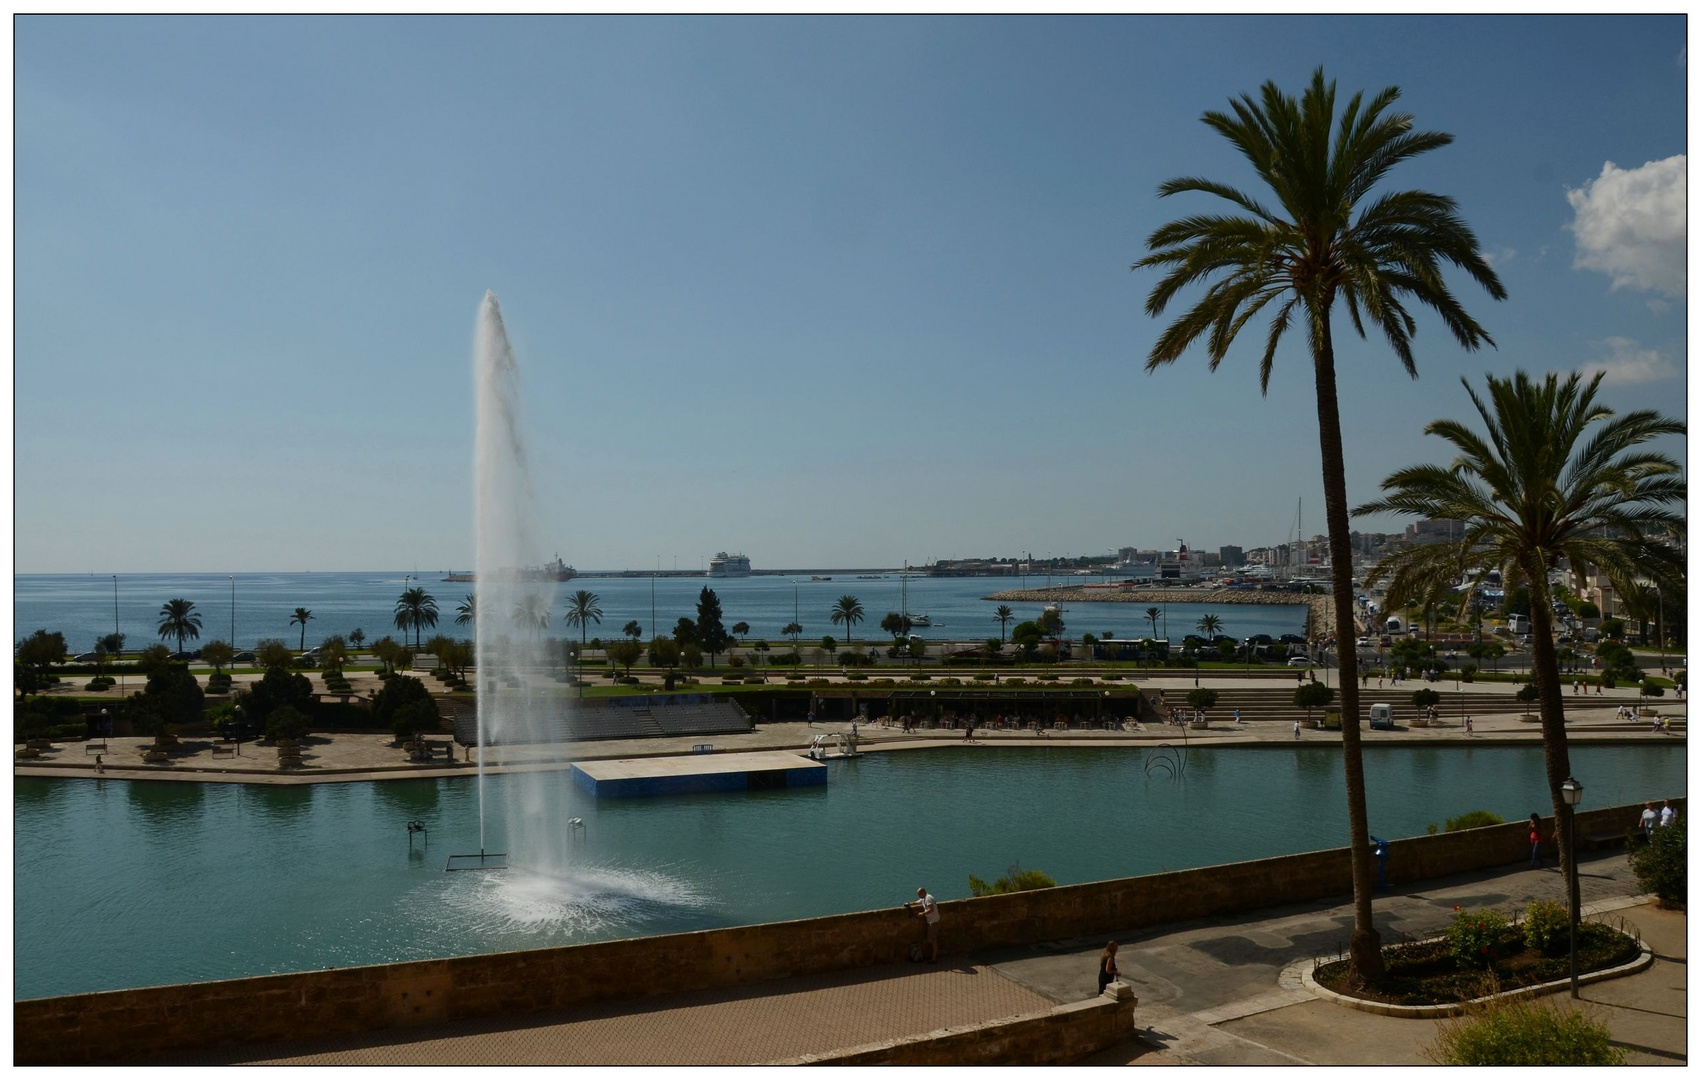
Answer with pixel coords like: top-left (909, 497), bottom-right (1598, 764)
top-left (15, 16), bottom-right (1688, 573)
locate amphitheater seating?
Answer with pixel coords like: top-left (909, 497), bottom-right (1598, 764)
top-left (449, 699), bottom-right (752, 745)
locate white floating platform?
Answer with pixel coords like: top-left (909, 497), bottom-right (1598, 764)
top-left (570, 751), bottom-right (828, 799)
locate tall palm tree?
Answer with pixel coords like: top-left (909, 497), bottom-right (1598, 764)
top-left (455, 594), bottom-right (477, 627)
top-left (1136, 68), bottom-right (1505, 982)
top-left (564, 590), bottom-right (604, 653)
top-left (1144, 607), bottom-right (1162, 640)
top-left (157, 599), bottom-right (203, 655)
top-left (512, 594), bottom-right (550, 639)
top-left (993, 604), bottom-right (1015, 643)
top-left (782, 621), bottom-right (803, 647)
top-left (1356, 370), bottom-right (1684, 879)
top-left (393, 587), bottom-right (439, 650)
top-left (830, 595), bottom-right (864, 643)
top-left (1196, 613), bottom-right (1223, 639)
top-left (290, 607), bottom-right (315, 652)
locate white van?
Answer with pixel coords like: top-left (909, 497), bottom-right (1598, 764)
top-left (1368, 703), bottom-right (1394, 730)
top-left (1385, 616), bottom-right (1404, 635)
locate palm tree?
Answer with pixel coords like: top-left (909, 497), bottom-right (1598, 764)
top-left (993, 604), bottom-right (1015, 643)
top-left (349, 628), bottom-right (366, 651)
top-left (1356, 370), bottom-right (1684, 880)
top-left (290, 607), bottom-right (315, 652)
top-left (732, 621), bottom-right (750, 642)
top-left (157, 599), bottom-right (203, 655)
top-left (623, 620), bottom-right (644, 640)
top-left (1196, 614), bottom-right (1223, 639)
top-left (564, 590), bottom-right (604, 653)
top-left (455, 594), bottom-right (477, 627)
top-left (782, 621), bottom-right (803, 647)
top-left (830, 595), bottom-right (864, 643)
top-left (393, 587), bottom-right (438, 649)
top-left (1136, 68), bottom-right (1505, 982)
top-left (1144, 607), bottom-right (1162, 640)
top-left (512, 594), bottom-right (550, 639)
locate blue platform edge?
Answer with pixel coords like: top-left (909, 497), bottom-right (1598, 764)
top-left (569, 763), bottom-right (827, 799)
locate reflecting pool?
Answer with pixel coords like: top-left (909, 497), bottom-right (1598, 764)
top-left (15, 742), bottom-right (1684, 1000)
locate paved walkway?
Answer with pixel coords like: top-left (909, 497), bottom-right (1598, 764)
top-left (165, 852), bottom-right (1683, 1065)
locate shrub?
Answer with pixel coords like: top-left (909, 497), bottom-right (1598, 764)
top-left (1005, 677), bottom-right (1027, 686)
top-left (845, 671), bottom-right (867, 681)
top-left (1101, 672), bottom-right (1122, 681)
top-left (911, 672), bottom-right (932, 681)
top-left (972, 673), bottom-right (996, 682)
top-left (1186, 687), bottom-right (1218, 710)
top-left (967, 864), bottom-right (1057, 897)
top-left (1445, 810), bottom-right (1505, 833)
top-left (1628, 818), bottom-right (1684, 906)
top-left (1447, 908), bottom-right (1510, 969)
top-left (1072, 677), bottom-right (1096, 687)
top-left (727, 655), bottom-right (745, 668)
top-left (1522, 899), bottom-right (1570, 956)
top-left (1412, 687), bottom-right (1442, 709)
top-left (1640, 679), bottom-right (1665, 698)
top-left (265, 704), bottom-right (311, 743)
top-left (1426, 997), bottom-right (1624, 1065)
top-left (1460, 663), bottom-right (1478, 682)
top-left (937, 677), bottom-right (962, 686)
top-left (1516, 683), bottom-right (1540, 705)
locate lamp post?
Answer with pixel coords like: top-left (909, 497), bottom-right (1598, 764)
top-left (1560, 775), bottom-right (1584, 999)
top-left (233, 703), bottom-right (243, 757)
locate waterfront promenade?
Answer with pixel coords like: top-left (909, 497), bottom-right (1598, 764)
top-left (16, 673), bottom-right (1684, 786)
top-left (167, 854), bottom-right (1683, 1065)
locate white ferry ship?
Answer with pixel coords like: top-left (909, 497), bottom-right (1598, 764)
top-left (707, 552), bottom-right (752, 578)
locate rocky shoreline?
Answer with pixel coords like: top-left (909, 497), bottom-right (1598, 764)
top-left (982, 586), bottom-right (1344, 638)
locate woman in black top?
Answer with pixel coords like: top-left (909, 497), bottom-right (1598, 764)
top-left (1097, 941), bottom-right (1119, 993)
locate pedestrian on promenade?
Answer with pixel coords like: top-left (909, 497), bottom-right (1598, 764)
top-left (907, 887), bottom-right (939, 963)
top-left (1528, 813), bottom-right (1544, 868)
top-left (1234, 709), bottom-right (1242, 725)
top-left (94, 754), bottom-right (103, 774)
top-left (1292, 721), bottom-right (1301, 740)
top-left (1660, 800), bottom-right (1676, 828)
top-left (1097, 941), bottom-right (1120, 994)
top-left (1573, 679), bottom-right (1581, 696)
top-left (1640, 802), bottom-right (1658, 839)
top-left (1464, 715), bottom-right (1473, 736)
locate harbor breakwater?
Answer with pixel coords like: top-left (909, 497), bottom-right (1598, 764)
top-left (983, 587), bottom-right (1340, 639)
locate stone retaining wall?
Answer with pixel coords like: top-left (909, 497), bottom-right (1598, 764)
top-left (779, 994), bottom-right (1138, 1065)
top-left (15, 799), bottom-right (1672, 1064)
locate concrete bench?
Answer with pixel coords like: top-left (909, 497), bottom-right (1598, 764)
top-left (211, 746), bottom-right (236, 759)
top-left (1581, 830), bottom-right (1629, 850)
top-left (85, 742), bottom-right (108, 754)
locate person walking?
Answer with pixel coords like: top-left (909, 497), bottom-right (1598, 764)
top-left (1292, 721), bottom-right (1301, 740)
top-left (1528, 813), bottom-right (1544, 868)
top-left (1096, 941), bottom-right (1120, 994)
top-left (907, 887), bottom-right (939, 963)
top-left (1640, 802), bottom-right (1658, 840)
top-left (1660, 800), bottom-right (1676, 828)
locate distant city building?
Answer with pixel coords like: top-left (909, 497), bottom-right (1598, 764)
top-left (1406, 518), bottom-right (1463, 544)
top-left (1219, 545), bottom-right (1244, 567)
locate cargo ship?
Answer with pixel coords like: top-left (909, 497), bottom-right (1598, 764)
top-left (442, 555), bottom-right (575, 583)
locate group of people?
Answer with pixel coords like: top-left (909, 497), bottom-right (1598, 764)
top-left (1639, 800), bottom-right (1679, 839)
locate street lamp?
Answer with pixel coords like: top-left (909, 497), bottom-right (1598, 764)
top-left (1560, 775), bottom-right (1584, 999)
top-left (233, 703), bottom-right (244, 757)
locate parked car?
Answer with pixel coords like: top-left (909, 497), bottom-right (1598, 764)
top-left (232, 650), bottom-right (256, 662)
top-left (1287, 656), bottom-right (1316, 667)
top-left (72, 652), bottom-right (100, 662)
top-left (1355, 637), bottom-right (1370, 648)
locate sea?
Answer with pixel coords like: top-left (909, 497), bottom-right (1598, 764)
top-left (14, 572), bottom-right (1310, 654)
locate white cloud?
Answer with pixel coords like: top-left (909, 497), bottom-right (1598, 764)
top-left (1578, 337), bottom-right (1679, 385)
top-left (1566, 155), bottom-right (1686, 298)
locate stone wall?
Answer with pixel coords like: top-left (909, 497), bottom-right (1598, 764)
top-left (15, 799), bottom-right (1672, 1064)
top-left (780, 994), bottom-right (1138, 1065)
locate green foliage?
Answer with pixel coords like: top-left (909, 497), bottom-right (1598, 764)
top-left (255, 638), bottom-right (294, 671)
top-left (1600, 617), bottom-right (1624, 640)
top-left (648, 636), bottom-right (681, 669)
top-left (1515, 683), bottom-right (1540, 704)
top-left (200, 639), bottom-right (234, 674)
top-left (15, 629), bottom-right (68, 696)
top-left (829, 595), bottom-right (864, 643)
top-left (1444, 810), bottom-right (1504, 832)
top-left (1573, 599), bottom-right (1600, 620)
top-left (1185, 687), bottom-right (1218, 710)
top-left (1294, 682), bottom-right (1334, 711)
top-left (371, 675), bottom-right (434, 737)
top-left (1447, 908), bottom-right (1510, 969)
top-left (1521, 899), bottom-right (1569, 956)
top-left (1426, 997), bottom-right (1624, 1065)
top-left (1595, 641), bottom-right (1642, 683)
top-left (1411, 687), bottom-right (1441, 708)
top-left (881, 611), bottom-right (913, 639)
top-left (695, 587), bottom-right (732, 663)
top-left (265, 704), bottom-right (311, 743)
top-left (156, 598), bottom-right (203, 654)
top-left (1640, 679), bottom-right (1665, 698)
top-left (606, 639), bottom-right (644, 676)
top-left (1628, 818), bottom-right (1684, 906)
top-left (967, 864), bottom-right (1056, 897)
top-left (1036, 606), bottom-right (1065, 637)
top-left (240, 666), bottom-right (314, 724)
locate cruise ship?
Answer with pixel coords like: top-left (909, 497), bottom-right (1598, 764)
top-left (707, 552), bottom-right (752, 578)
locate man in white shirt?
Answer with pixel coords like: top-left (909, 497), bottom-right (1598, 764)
top-left (908, 887), bottom-right (939, 963)
top-left (1660, 800), bottom-right (1677, 828)
top-left (1640, 803), bottom-right (1658, 839)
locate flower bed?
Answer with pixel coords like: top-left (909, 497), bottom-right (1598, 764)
top-left (1315, 904), bottom-right (1642, 1007)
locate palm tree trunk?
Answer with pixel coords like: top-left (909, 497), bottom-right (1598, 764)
top-left (1310, 318), bottom-right (1383, 982)
top-left (1522, 554), bottom-right (1574, 878)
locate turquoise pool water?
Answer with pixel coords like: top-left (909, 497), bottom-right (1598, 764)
top-left (15, 743), bottom-right (1684, 1000)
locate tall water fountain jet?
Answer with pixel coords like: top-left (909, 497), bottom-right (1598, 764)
top-left (473, 291), bottom-right (570, 874)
